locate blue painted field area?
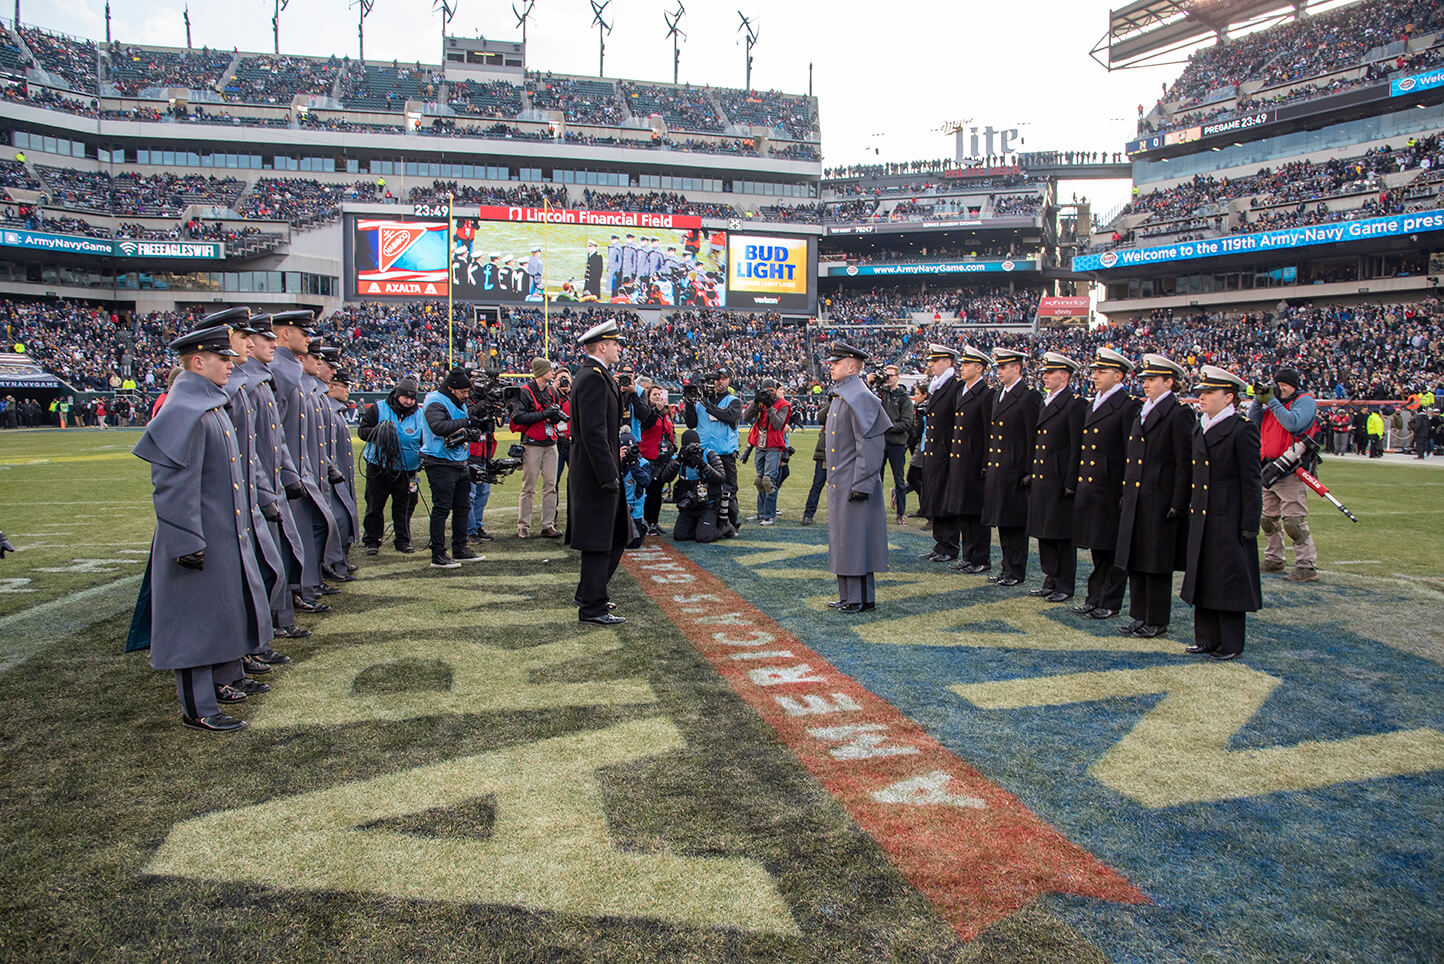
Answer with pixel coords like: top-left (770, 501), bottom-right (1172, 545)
top-left (673, 525), bottom-right (1444, 962)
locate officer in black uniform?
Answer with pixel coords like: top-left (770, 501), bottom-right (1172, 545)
top-left (918, 345), bottom-right (961, 562)
top-left (947, 345), bottom-right (995, 575)
top-left (980, 347), bottom-right (1040, 586)
top-left (1026, 352), bottom-right (1086, 602)
top-left (1115, 354), bottom-right (1192, 639)
top-left (1181, 365), bottom-right (1262, 659)
top-left (1070, 347), bottom-right (1141, 621)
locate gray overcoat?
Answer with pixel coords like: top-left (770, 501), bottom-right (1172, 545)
top-left (826, 374), bottom-right (893, 577)
top-left (132, 371), bottom-right (270, 670)
top-left (327, 395), bottom-right (360, 546)
top-left (272, 347), bottom-right (339, 584)
top-left (242, 359), bottom-right (307, 572)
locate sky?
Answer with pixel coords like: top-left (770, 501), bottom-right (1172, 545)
top-left (27, 0), bottom-right (1201, 209)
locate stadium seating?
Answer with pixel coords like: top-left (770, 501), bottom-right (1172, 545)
top-left (18, 24), bottom-right (97, 92)
top-left (525, 73), bottom-right (620, 126)
top-left (225, 54), bottom-right (344, 104)
top-left (106, 45), bottom-right (231, 96)
top-left (237, 178), bottom-right (379, 227)
top-left (447, 79), bottom-right (523, 120)
top-left (619, 81), bottom-right (723, 132)
top-left (715, 88), bottom-right (814, 140)
top-left (340, 61), bottom-right (440, 111)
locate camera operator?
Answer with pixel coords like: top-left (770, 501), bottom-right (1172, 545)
top-left (555, 368), bottom-right (573, 490)
top-left (636, 384), bottom-right (676, 535)
top-left (510, 357), bottom-right (563, 539)
top-left (618, 427), bottom-right (652, 548)
top-left (801, 393), bottom-right (831, 526)
top-left (876, 365), bottom-right (914, 526)
top-left (683, 368), bottom-right (742, 531)
top-left (419, 368), bottom-right (484, 569)
top-left (358, 375), bottom-right (422, 555)
top-left (742, 378), bottom-right (791, 526)
top-left (617, 364), bottom-right (639, 425)
top-left (658, 429), bottom-right (734, 542)
top-left (1248, 366), bottom-right (1319, 582)
top-left (467, 382), bottom-right (499, 544)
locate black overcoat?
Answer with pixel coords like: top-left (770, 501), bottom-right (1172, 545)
top-left (1027, 388), bottom-right (1086, 540)
top-left (1116, 393), bottom-right (1193, 573)
top-left (565, 355), bottom-right (629, 552)
top-left (1072, 388), bottom-right (1141, 550)
top-left (1181, 414), bottom-right (1263, 611)
top-left (918, 374), bottom-right (959, 518)
top-left (944, 379), bottom-right (994, 516)
top-left (981, 383), bottom-right (1041, 528)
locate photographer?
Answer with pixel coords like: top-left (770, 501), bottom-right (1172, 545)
top-left (659, 429), bottom-right (734, 542)
top-left (555, 369), bottom-right (573, 491)
top-left (1248, 366), bottom-right (1319, 581)
top-left (876, 365), bottom-right (914, 526)
top-left (358, 375), bottom-right (422, 555)
top-left (742, 378), bottom-right (791, 526)
top-left (683, 368), bottom-right (742, 531)
top-left (636, 384), bottom-right (676, 535)
top-left (467, 390), bottom-right (498, 544)
top-left (618, 427), bottom-right (652, 548)
top-left (802, 394), bottom-right (831, 526)
top-left (419, 368), bottom-right (484, 569)
top-left (510, 357), bottom-right (563, 539)
top-left (616, 364), bottom-right (639, 426)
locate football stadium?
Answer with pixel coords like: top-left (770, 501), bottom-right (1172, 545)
top-left (0, 0), bottom-right (1442, 960)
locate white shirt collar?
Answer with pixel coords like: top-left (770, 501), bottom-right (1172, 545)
top-left (1092, 382), bottom-right (1125, 411)
top-left (928, 367), bottom-right (955, 393)
top-left (1200, 403), bottom-right (1237, 433)
top-left (1140, 389), bottom-right (1173, 421)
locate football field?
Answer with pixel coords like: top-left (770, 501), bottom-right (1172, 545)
top-left (0, 427), bottom-right (1441, 962)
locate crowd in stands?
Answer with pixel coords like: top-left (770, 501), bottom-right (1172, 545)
top-left (447, 79), bottom-right (524, 120)
top-left (824, 284), bottom-right (1041, 327)
top-left (1156, 0), bottom-right (1443, 118)
top-left (237, 178), bottom-right (378, 227)
top-left (18, 24), bottom-right (96, 92)
top-left (715, 88), bottom-right (814, 140)
top-left (992, 194), bottom-right (1042, 216)
top-left (578, 189), bottom-right (740, 219)
top-left (224, 54), bottom-right (343, 105)
top-left (525, 73), bottom-right (620, 126)
top-left (1, 78), bottom-right (98, 116)
top-left (406, 181), bottom-right (566, 209)
top-left (36, 168), bottom-right (246, 218)
top-left (340, 60), bottom-right (441, 111)
top-left (107, 45), bottom-right (229, 96)
top-left (620, 81), bottom-right (722, 132)
top-left (299, 114), bottom-right (403, 134)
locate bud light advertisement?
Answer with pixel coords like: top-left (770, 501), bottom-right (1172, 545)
top-left (725, 234), bottom-right (813, 310)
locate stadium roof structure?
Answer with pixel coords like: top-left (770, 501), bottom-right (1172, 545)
top-left (1090, 0), bottom-right (1342, 70)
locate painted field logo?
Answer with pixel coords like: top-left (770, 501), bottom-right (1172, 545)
top-left (378, 225), bottom-right (429, 271)
top-left (118, 241), bottom-right (138, 257)
top-left (1100, 251), bottom-right (1119, 268)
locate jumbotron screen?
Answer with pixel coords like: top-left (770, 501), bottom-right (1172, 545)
top-left (346, 207), bottom-right (816, 311)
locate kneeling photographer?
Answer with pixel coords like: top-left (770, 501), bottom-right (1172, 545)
top-left (618, 427), bottom-right (652, 549)
top-left (657, 429), bottom-right (735, 542)
top-left (419, 368), bottom-right (486, 569)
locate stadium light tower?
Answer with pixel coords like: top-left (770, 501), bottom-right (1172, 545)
top-left (664, 3), bottom-right (686, 86)
top-left (435, 0), bottom-right (459, 57)
top-left (737, 11), bottom-right (757, 92)
top-left (590, 0), bottom-right (612, 77)
top-left (353, 0), bottom-right (375, 63)
top-left (512, 0), bottom-right (536, 49)
top-left (272, 0), bottom-right (289, 55)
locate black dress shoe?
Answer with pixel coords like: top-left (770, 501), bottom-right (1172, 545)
top-left (1088, 608), bottom-right (1119, 620)
top-left (253, 647), bottom-right (293, 663)
top-left (985, 573), bottom-right (1003, 584)
top-left (958, 563), bottom-right (991, 574)
top-left (994, 576), bottom-right (1022, 587)
top-left (1133, 624), bottom-right (1168, 638)
top-left (926, 552), bottom-right (958, 562)
top-left (1118, 619), bottom-right (1144, 636)
top-left (396, 545), bottom-right (417, 554)
top-left (837, 603), bottom-right (865, 613)
top-left (580, 613), bottom-right (627, 626)
top-left (1185, 644), bottom-right (1212, 654)
top-left (182, 712), bottom-right (246, 733)
top-left (606, 602), bottom-right (617, 612)
top-left (1209, 651), bottom-right (1240, 661)
top-left (233, 677), bottom-right (271, 696)
top-left (272, 626), bottom-right (309, 640)
top-left (1068, 603), bottom-right (1096, 615)
top-left (331, 571), bottom-right (357, 583)
top-left (215, 684), bottom-right (248, 704)
top-left (241, 655), bottom-right (272, 675)
top-left (293, 598), bottom-right (331, 614)
top-left (1045, 591), bottom-right (1074, 603)
top-left (826, 600), bottom-right (846, 609)
top-left (318, 583), bottom-right (342, 596)
top-left (859, 601), bottom-right (876, 612)
top-left (1026, 588), bottom-right (1051, 598)
top-left (346, 563), bottom-right (359, 573)
top-left (364, 546), bottom-right (379, 556)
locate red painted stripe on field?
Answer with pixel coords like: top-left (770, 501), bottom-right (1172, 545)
top-left (623, 543), bottom-right (1148, 941)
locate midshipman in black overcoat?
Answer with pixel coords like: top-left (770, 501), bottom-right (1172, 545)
top-left (1026, 352), bottom-right (1086, 602)
top-left (918, 345), bottom-right (961, 562)
top-left (980, 348), bottom-right (1041, 586)
top-left (945, 345), bottom-right (996, 574)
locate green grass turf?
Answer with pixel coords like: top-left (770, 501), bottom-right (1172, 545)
top-left (0, 427), bottom-right (1439, 961)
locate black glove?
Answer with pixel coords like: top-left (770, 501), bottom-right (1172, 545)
top-left (544, 405), bottom-right (564, 423)
top-left (1166, 507), bottom-right (1179, 521)
top-left (848, 489), bottom-right (869, 502)
top-left (468, 414), bottom-right (492, 431)
top-left (0, 531), bottom-right (14, 558)
top-left (177, 550), bottom-right (205, 571)
top-left (327, 467), bottom-right (345, 485)
top-left (444, 427), bottom-right (470, 448)
top-left (1018, 475), bottom-right (1032, 489)
top-left (260, 501), bottom-right (281, 523)
top-left (1241, 529), bottom-right (1256, 545)
top-left (601, 479), bottom-right (620, 493)
top-left (284, 481), bottom-right (306, 500)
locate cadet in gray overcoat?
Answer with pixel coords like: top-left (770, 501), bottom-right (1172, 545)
top-left (824, 341), bottom-right (893, 613)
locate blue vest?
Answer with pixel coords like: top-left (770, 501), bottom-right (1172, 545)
top-left (693, 391), bottom-right (739, 455)
top-left (419, 390), bottom-right (469, 462)
top-left (363, 398), bottom-right (424, 471)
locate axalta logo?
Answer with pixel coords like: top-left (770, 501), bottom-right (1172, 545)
top-left (1001, 260), bottom-right (1015, 271)
top-left (378, 225), bottom-right (429, 271)
top-left (846, 266), bottom-right (858, 276)
top-left (1398, 77), bottom-right (1417, 92)
top-left (1099, 251), bottom-right (1119, 268)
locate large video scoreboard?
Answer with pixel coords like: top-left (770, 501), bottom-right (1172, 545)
top-left (346, 205), bottom-right (817, 312)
